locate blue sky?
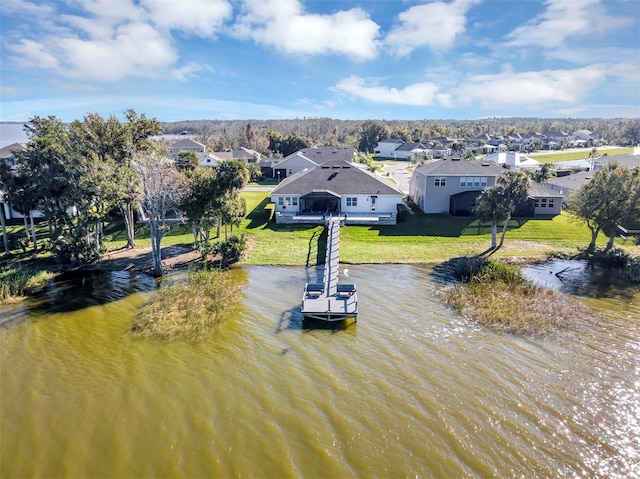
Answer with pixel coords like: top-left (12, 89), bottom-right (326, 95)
top-left (1, 0), bottom-right (639, 122)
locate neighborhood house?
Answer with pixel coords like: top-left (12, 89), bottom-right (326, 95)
top-left (409, 158), bottom-right (562, 217)
top-left (270, 158), bottom-right (403, 225)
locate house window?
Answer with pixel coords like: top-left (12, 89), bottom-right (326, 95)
top-left (292, 197), bottom-right (298, 206)
top-left (534, 199), bottom-right (540, 208)
top-left (460, 177), bottom-right (467, 187)
top-left (548, 199), bottom-right (554, 208)
top-left (285, 197), bottom-right (291, 206)
top-left (278, 197), bottom-right (284, 206)
top-left (434, 177), bottom-right (446, 187)
top-left (541, 198), bottom-right (547, 207)
top-left (346, 197), bottom-right (357, 207)
top-left (480, 177), bottom-right (487, 187)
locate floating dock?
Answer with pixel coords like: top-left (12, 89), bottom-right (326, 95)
top-left (301, 217), bottom-right (358, 321)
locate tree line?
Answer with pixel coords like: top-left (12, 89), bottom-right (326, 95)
top-left (0, 111), bottom-right (249, 275)
top-left (163, 117), bottom-right (640, 154)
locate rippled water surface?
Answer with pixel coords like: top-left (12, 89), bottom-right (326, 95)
top-left (1, 265), bottom-right (639, 478)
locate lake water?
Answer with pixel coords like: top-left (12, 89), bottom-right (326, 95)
top-left (1, 264), bottom-right (639, 478)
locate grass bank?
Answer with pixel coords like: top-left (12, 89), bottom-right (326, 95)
top-left (442, 257), bottom-right (589, 335)
top-left (130, 268), bottom-right (242, 341)
top-left (0, 261), bottom-right (54, 304)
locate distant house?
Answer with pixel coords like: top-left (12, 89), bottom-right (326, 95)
top-left (410, 158), bottom-right (560, 217)
top-left (168, 139), bottom-right (206, 159)
top-left (210, 147), bottom-right (262, 163)
top-left (264, 152), bottom-right (319, 180)
top-left (482, 152), bottom-right (541, 171)
top-left (374, 138), bottom-right (405, 158)
top-left (270, 159), bottom-right (403, 225)
top-left (298, 146), bottom-right (355, 163)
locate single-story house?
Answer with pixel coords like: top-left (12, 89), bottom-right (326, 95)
top-left (525, 182), bottom-right (564, 216)
top-left (298, 146), bottom-right (355, 163)
top-left (544, 171), bottom-right (595, 198)
top-left (270, 159), bottom-right (403, 225)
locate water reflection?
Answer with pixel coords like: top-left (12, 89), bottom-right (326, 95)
top-left (522, 259), bottom-right (640, 299)
top-left (29, 270), bottom-right (157, 315)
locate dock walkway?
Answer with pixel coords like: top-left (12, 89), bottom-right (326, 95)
top-left (301, 217), bottom-right (358, 321)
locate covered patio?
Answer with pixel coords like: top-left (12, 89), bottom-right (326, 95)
top-left (300, 190), bottom-right (341, 215)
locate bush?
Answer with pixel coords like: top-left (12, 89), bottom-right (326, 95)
top-left (213, 234), bottom-right (247, 267)
top-left (396, 203), bottom-right (408, 223)
top-left (131, 268), bottom-right (242, 341)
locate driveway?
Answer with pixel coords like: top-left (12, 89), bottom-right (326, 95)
top-left (381, 161), bottom-right (412, 194)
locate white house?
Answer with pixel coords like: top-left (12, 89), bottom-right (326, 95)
top-left (374, 138), bottom-right (405, 158)
top-left (483, 152), bottom-right (541, 171)
top-left (271, 159), bottom-right (403, 225)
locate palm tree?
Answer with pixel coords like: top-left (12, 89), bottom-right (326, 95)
top-left (476, 186), bottom-right (510, 249)
top-left (476, 171), bottom-right (530, 250)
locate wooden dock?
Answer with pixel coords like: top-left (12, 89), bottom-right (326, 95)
top-left (301, 217), bottom-right (358, 321)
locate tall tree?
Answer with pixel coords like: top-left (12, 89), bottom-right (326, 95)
top-left (496, 171), bottom-right (530, 248)
top-left (566, 164), bottom-right (640, 252)
top-left (358, 120), bottom-right (390, 153)
top-left (178, 167), bottom-right (221, 246)
top-left (132, 149), bottom-right (187, 276)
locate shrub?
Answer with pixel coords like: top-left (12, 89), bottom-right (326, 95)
top-left (396, 203), bottom-right (408, 223)
top-left (213, 234), bottom-right (247, 267)
top-left (131, 268), bottom-right (242, 341)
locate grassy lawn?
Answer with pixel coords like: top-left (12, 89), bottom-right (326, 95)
top-left (529, 147), bottom-right (633, 164)
top-left (239, 191), bottom-right (624, 265)
top-left (3, 190), bottom-right (636, 268)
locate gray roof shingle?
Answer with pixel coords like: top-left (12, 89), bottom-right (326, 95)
top-left (271, 160), bottom-right (402, 196)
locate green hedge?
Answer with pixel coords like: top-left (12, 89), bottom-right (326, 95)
top-left (396, 203), bottom-right (408, 223)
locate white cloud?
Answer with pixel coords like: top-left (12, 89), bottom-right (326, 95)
top-left (3, 0), bottom-right (230, 82)
top-left (451, 66), bottom-right (608, 109)
top-left (234, 0), bottom-right (380, 60)
top-left (505, 0), bottom-right (632, 49)
top-left (333, 76), bottom-right (442, 106)
top-left (385, 0), bottom-right (480, 55)
top-left (10, 39), bottom-right (60, 69)
top-left (51, 22), bottom-right (178, 81)
top-left (141, 0), bottom-right (232, 37)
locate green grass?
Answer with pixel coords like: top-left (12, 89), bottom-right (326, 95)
top-left (0, 264), bottom-right (53, 304)
top-left (3, 190), bottom-right (636, 268)
top-left (529, 147), bottom-right (633, 163)
top-left (237, 191), bottom-right (625, 265)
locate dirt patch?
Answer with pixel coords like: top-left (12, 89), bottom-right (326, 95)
top-left (46, 245), bottom-right (202, 275)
